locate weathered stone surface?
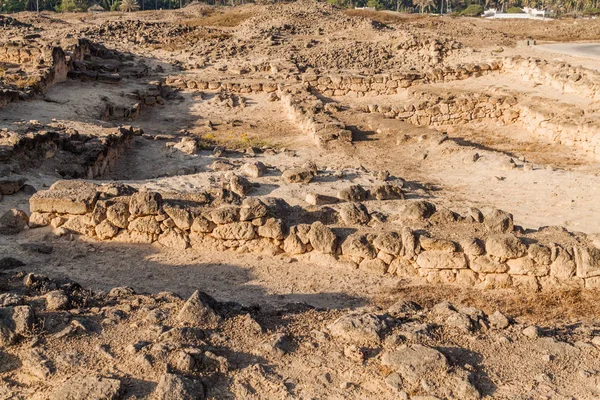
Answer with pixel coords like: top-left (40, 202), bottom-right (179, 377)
top-left (359, 258), bottom-right (389, 275)
top-left (550, 246), bottom-right (576, 279)
top-left (0, 209), bottom-right (29, 234)
top-left (341, 234), bottom-right (377, 259)
top-left (328, 311), bottom-right (388, 343)
top-left (401, 227), bottom-right (418, 259)
top-left (381, 345), bottom-right (448, 389)
top-left (95, 220), bottom-right (119, 240)
top-left (129, 216), bottom-right (161, 235)
top-left (49, 375), bottom-right (122, 400)
top-left (177, 290), bottom-right (221, 326)
top-left (337, 185), bottom-right (368, 202)
top-left (190, 217), bottom-right (216, 233)
top-left (370, 183), bottom-right (404, 200)
top-left (416, 251), bottom-right (468, 269)
top-left (489, 310), bottom-right (510, 329)
top-left (0, 305), bottom-right (34, 346)
top-left (106, 202), bottom-right (130, 229)
top-left (239, 198), bottom-right (267, 221)
top-left (283, 232), bottom-right (306, 255)
top-left (153, 373), bottom-right (205, 400)
top-left (240, 161), bottom-right (267, 178)
top-left (373, 231), bottom-right (402, 255)
top-left (158, 229), bottom-right (189, 250)
top-left (400, 200), bottom-right (436, 220)
top-left (528, 243), bottom-right (552, 265)
top-left (388, 257), bottom-right (418, 277)
top-left (229, 174), bottom-right (252, 197)
top-left (257, 218), bottom-right (284, 240)
top-left (305, 193), bottom-right (338, 206)
top-left (129, 191), bottom-right (162, 217)
top-left (282, 168), bottom-right (314, 184)
top-left (486, 234), bottom-right (527, 260)
top-left (460, 238), bottom-right (485, 256)
top-left (63, 215), bottom-right (96, 236)
top-left (163, 204), bottom-right (192, 230)
top-left (45, 290), bottom-right (69, 311)
top-left (212, 222), bottom-right (256, 240)
top-left (29, 212), bottom-right (53, 228)
top-left (339, 202), bottom-right (370, 225)
top-left (0, 176), bottom-right (26, 195)
top-left (419, 236), bottom-right (456, 253)
top-left (470, 255), bottom-right (508, 273)
top-left (574, 246), bottom-right (600, 278)
top-left (308, 221), bottom-right (337, 254)
top-left (210, 206), bottom-right (240, 224)
top-left (30, 181), bottom-right (98, 215)
top-left (507, 257), bottom-right (549, 276)
top-left (484, 209), bottom-right (514, 233)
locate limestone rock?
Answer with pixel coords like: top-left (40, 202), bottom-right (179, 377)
top-left (49, 375), bottom-right (122, 400)
top-left (209, 206), bottom-right (240, 224)
top-left (257, 218), bottom-right (284, 240)
top-left (370, 183), bottom-right (404, 200)
top-left (339, 202), bottom-right (370, 225)
top-left (191, 217), bottom-right (216, 233)
top-left (381, 344), bottom-right (448, 389)
top-left (486, 234), bottom-right (527, 260)
top-left (239, 198), bottom-right (267, 221)
top-left (341, 234), bottom-right (377, 259)
top-left (106, 202), bottom-right (130, 229)
top-left (308, 221), bottom-right (337, 254)
top-left (337, 185), bottom-right (368, 202)
top-left (283, 232), bottom-right (306, 255)
top-left (305, 193), bottom-right (338, 206)
top-left (0, 305), bottom-right (34, 346)
top-left (484, 209), bottom-right (514, 233)
top-left (30, 181), bottom-right (98, 215)
top-left (63, 215), bottom-right (96, 236)
top-left (212, 222), bottom-right (256, 240)
top-left (177, 290), bottom-right (221, 326)
top-left (373, 231), bottom-right (402, 255)
top-left (328, 311), bottom-right (388, 344)
top-left (45, 290), bottom-right (69, 311)
top-left (163, 205), bottom-right (192, 230)
top-left (158, 229), bottom-right (189, 250)
top-left (129, 191), bottom-right (162, 217)
top-left (489, 311), bottom-right (509, 329)
top-left (95, 220), bottom-right (119, 240)
top-left (229, 174), bottom-right (252, 197)
top-left (0, 209), bottom-right (29, 234)
top-left (129, 216), bottom-right (161, 235)
top-left (240, 161), bottom-right (267, 178)
top-left (400, 200), bottom-right (436, 220)
top-left (153, 373), bottom-right (205, 400)
top-left (416, 251), bottom-right (468, 269)
top-left (282, 168), bottom-right (314, 184)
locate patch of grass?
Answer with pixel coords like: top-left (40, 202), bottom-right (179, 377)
top-left (183, 11), bottom-right (254, 27)
top-left (380, 285), bottom-right (600, 325)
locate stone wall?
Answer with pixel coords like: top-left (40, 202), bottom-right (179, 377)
top-left (503, 57), bottom-right (600, 102)
top-left (0, 126), bottom-right (135, 179)
top-left (362, 88), bottom-right (600, 158)
top-left (26, 180), bottom-right (600, 291)
top-left (280, 86), bottom-right (352, 147)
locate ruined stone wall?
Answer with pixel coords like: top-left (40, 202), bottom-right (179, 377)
top-left (27, 181), bottom-right (600, 291)
top-left (0, 126), bottom-right (135, 179)
top-left (279, 86), bottom-right (352, 147)
top-left (503, 57), bottom-right (600, 102)
top-left (300, 61), bottom-right (503, 97)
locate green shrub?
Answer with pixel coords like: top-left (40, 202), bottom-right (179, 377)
top-left (583, 7), bottom-right (600, 15)
top-left (507, 6), bottom-right (524, 13)
top-left (460, 4), bottom-right (483, 16)
top-left (367, 0), bottom-right (383, 10)
top-left (110, 1), bottom-right (121, 10)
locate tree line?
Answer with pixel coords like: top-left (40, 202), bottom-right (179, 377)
top-left (1, 0), bottom-right (598, 17)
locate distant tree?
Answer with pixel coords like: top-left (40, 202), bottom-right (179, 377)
top-left (414, 0), bottom-right (434, 12)
top-left (119, 0), bottom-right (139, 11)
